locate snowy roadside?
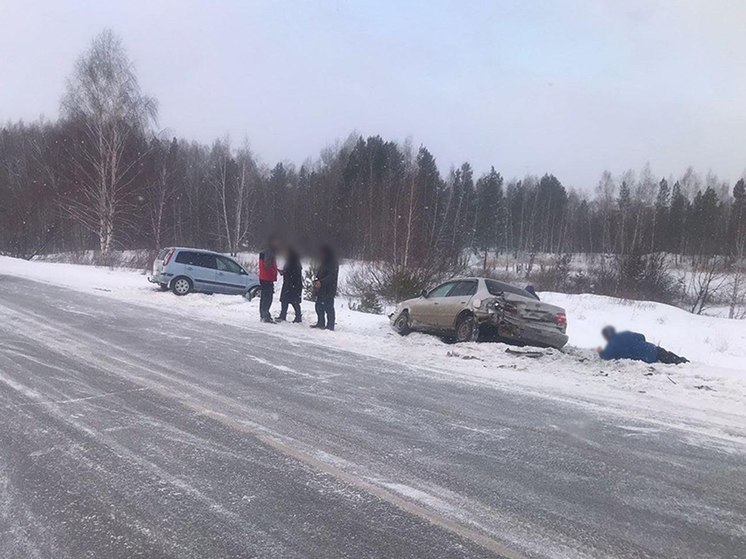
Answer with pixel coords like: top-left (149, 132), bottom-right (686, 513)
top-left (1, 255), bottom-right (745, 444)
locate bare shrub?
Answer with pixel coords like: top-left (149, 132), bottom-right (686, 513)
top-left (687, 256), bottom-right (728, 315)
top-left (103, 250), bottom-right (158, 270)
top-left (616, 252), bottom-right (680, 304)
top-left (726, 257), bottom-right (746, 319)
top-left (36, 249), bottom-right (157, 271)
top-left (303, 267), bottom-right (318, 301)
top-left (567, 270), bottom-right (593, 293)
top-left (572, 252), bottom-right (680, 303)
top-left (234, 255), bottom-right (258, 274)
top-left (35, 251), bottom-right (93, 265)
top-left (727, 277), bottom-right (746, 319)
top-left (345, 260), bottom-right (466, 303)
top-left (588, 256), bottom-right (620, 295)
top-left (527, 253), bottom-right (572, 291)
top-left (349, 290), bottom-right (384, 315)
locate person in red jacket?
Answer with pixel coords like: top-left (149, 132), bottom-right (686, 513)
top-left (258, 236), bottom-right (280, 322)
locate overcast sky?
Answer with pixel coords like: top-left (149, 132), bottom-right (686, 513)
top-left (1, 0), bottom-right (745, 188)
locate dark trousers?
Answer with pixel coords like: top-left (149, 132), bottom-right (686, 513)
top-left (656, 346), bottom-right (688, 365)
top-left (279, 301), bottom-right (301, 321)
top-left (259, 281), bottom-right (274, 320)
top-left (315, 296), bottom-right (335, 329)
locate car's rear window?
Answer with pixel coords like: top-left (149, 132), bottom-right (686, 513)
top-left (174, 251), bottom-right (217, 269)
top-left (485, 279), bottom-right (533, 299)
top-left (175, 251), bottom-right (197, 265)
top-left (157, 248), bottom-right (170, 260)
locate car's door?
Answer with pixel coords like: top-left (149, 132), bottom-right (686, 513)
top-left (437, 279), bottom-right (478, 328)
top-left (173, 250), bottom-right (203, 285)
top-left (188, 252), bottom-right (218, 290)
top-left (215, 256), bottom-right (249, 294)
top-left (413, 281), bottom-right (457, 330)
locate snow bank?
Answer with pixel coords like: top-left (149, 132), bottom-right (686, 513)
top-left (542, 292), bottom-right (746, 370)
top-left (1, 255), bottom-right (745, 442)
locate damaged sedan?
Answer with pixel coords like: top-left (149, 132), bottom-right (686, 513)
top-left (390, 278), bottom-right (568, 348)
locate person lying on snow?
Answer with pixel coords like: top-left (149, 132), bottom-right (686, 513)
top-left (597, 326), bottom-right (689, 365)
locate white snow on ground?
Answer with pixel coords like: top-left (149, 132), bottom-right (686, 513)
top-left (1, 255), bottom-right (745, 445)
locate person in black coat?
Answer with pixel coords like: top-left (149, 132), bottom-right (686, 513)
top-left (276, 246), bottom-right (303, 322)
top-left (311, 244), bottom-right (339, 331)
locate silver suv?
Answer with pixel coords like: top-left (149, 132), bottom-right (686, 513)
top-left (148, 247), bottom-right (260, 298)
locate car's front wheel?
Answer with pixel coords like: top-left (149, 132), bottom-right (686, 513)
top-left (393, 311), bottom-right (412, 336)
top-left (454, 313), bottom-right (478, 343)
top-left (171, 276), bottom-right (192, 296)
top-left (245, 285), bottom-right (261, 301)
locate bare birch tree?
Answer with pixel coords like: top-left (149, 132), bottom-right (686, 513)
top-left (61, 29), bottom-right (157, 253)
top-left (209, 139), bottom-right (256, 256)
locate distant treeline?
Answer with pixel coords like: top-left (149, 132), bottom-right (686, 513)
top-left (1, 31), bottom-right (745, 270)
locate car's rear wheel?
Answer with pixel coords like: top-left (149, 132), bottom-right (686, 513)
top-left (393, 311), bottom-right (411, 336)
top-left (171, 277), bottom-right (192, 296)
top-left (454, 313), bottom-right (478, 343)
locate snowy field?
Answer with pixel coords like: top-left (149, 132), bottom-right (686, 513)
top-left (1, 255), bottom-right (745, 446)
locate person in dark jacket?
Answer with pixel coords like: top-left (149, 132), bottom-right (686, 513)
top-left (525, 285), bottom-right (539, 300)
top-left (311, 244), bottom-right (338, 331)
top-left (258, 236), bottom-right (280, 323)
top-left (276, 246), bottom-right (303, 323)
top-left (598, 326), bottom-right (689, 364)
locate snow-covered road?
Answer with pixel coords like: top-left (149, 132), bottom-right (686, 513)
top-left (1, 274), bottom-right (744, 558)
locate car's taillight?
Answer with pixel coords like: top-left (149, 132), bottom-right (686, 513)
top-left (555, 312), bottom-right (567, 331)
top-left (163, 248), bottom-right (175, 266)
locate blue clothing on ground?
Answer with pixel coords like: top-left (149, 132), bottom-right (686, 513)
top-left (599, 331), bottom-right (658, 363)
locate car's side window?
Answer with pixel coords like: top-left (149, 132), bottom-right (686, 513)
top-left (447, 280), bottom-right (477, 297)
top-left (428, 282), bottom-right (456, 298)
top-left (193, 253), bottom-right (217, 269)
top-left (217, 256), bottom-right (243, 274)
top-left (175, 251), bottom-right (197, 265)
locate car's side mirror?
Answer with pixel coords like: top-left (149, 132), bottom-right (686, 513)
top-left (420, 289), bottom-right (428, 298)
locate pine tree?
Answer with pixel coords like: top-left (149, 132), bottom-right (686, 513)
top-left (668, 181), bottom-right (688, 255)
top-left (730, 179), bottom-right (746, 247)
top-left (474, 167), bottom-right (503, 269)
top-left (652, 178), bottom-right (670, 251)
